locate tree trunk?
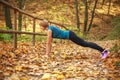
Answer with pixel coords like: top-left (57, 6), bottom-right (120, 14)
top-left (4, 0), bottom-right (12, 29)
top-left (75, 0), bottom-right (80, 31)
top-left (87, 0), bottom-right (98, 32)
top-left (108, 0), bottom-right (111, 15)
top-left (18, 13), bottom-right (22, 31)
top-left (101, 0), bottom-right (105, 8)
top-left (83, 0), bottom-right (88, 35)
top-left (18, 0), bottom-right (25, 31)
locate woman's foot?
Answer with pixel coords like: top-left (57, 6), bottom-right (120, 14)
top-left (101, 49), bottom-right (109, 59)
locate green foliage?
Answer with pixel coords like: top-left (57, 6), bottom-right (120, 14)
top-left (109, 43), bottom-right (118, 52)
top-left (108, 25), bottom-right (120, 40)
top-left (110, 41), bottom-right (120, 58)
top-left (0, 34), bottom-right (12, 42)
top-left (68, 25), bottom-right (76, 31)
top-left (110, 44), bottom-right (120, 67)
top-left (107, 16), bottom-right (120, 40)
top-left (17, 34), bottom-right (32, 42)
top-left (76, 31), bottom-right (84, 38)
top-left (115, 61), bottom-right (120, 67)
top-left (80, 1), bottom-right (84, 6)
top-left (112, 16), bottom-right (120, 26)
top-left (0, 27), bottom-right (12, 42)
top-left (59, 16), bottom-right (66, 22)
top-left (35, 35), bottom-right (46, 42)
top-left (17, 34), bottom-right (47, 43)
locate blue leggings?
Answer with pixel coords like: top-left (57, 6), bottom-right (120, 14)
top-left (69, 31), bottom-right (104, 52)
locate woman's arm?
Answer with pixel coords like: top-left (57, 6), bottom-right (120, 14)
top-left (46, 30), bottom-right (52, 55)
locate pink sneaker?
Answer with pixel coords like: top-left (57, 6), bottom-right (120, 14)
top-left (101, 49), bottom-right (109, 59)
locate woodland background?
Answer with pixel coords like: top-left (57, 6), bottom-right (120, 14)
top-left (0, 0), bottom-right (120, 80)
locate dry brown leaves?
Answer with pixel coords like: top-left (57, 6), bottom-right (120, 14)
top-left (0, 40), bottom-right (120, 80)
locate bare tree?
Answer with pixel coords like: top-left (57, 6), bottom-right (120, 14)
top-left (101, 0), bottom-right (105, 8)
top-left (75, 0), bottom-right (80, 31)
top-left (18, 0), bottom-right (26, 31)
top-left (87, 0), bottom-right (98, 32)
top-left (108, 0), bottom-right (111, 15)
top-left (83, 0), bottom-right (88, 35)
top-left (4, 0), bottom-right (12, 29)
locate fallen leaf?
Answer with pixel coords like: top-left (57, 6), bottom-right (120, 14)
top-left (41, 73), bottom-right (51, 80)
top-left (57, 74), bottom-right (65, 80)
top-left (20, 76), bottom-right (30, 80)
top-left (10, 73), bottom-right (20, 80)
top-left (60, 53), bottom-right (67, 59)
top-left (15, 66), bottom-right (22, 71)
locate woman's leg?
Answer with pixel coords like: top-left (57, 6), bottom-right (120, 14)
top-left (69, 31), bottom-right (104, 52)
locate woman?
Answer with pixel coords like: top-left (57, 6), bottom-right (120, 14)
top-left (40, 20), bottom-right (109, 59)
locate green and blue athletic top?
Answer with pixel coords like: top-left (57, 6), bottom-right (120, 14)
top-left (48, 26), bottom-right (69, 39)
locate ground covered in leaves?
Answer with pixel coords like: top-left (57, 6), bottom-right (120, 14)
top-left (0, 40), bottom-right (120, 80)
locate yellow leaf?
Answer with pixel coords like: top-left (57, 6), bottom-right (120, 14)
top-left (99, 78), bottom-right (108, 80)
top-left (15, 66), bottom-right (22, 71)
top-left (93, 71), bottom-right (99, 76)
top-left (41, 73), bottom-right (51, 80)
top-left (20, 77), bottom-right (29, 80)
top-left (15, 50), bottom-right (21, 55)
top-left (60, 53), bottom-right (67, 59)
top-left (9, 52), bottom-right (15, 58)
top-left (66, 65), bottom-right (75, 71)
top-left (52, 73), bottom-right (58, 77)
top-left (66, 71), bottom-right (74, 78)
top-left (57, 74), bottom-right (65, 80)
top-left (52, 70), bottom-right (61, 74)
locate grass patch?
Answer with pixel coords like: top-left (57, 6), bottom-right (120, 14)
top-left (0, 27), bottom-right (13, 42)
top-left (17, 34), bottom-right (47, 43)
top-left (0, 33), bottom-right (13, 42)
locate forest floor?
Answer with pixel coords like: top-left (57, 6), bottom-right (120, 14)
top-left (0, 0), bottom-right (120, 80)
top-left (0, 40), bottom-right (120, 80)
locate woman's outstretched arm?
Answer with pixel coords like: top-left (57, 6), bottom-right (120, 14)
top-left (46, 30), bottom-right (52, 55)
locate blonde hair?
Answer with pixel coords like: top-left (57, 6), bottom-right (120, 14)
top-left (40, 20), bottom-right (49, 28)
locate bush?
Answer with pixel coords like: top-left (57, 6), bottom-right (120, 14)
top-left (107, 16), bottom-right (120, 40)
